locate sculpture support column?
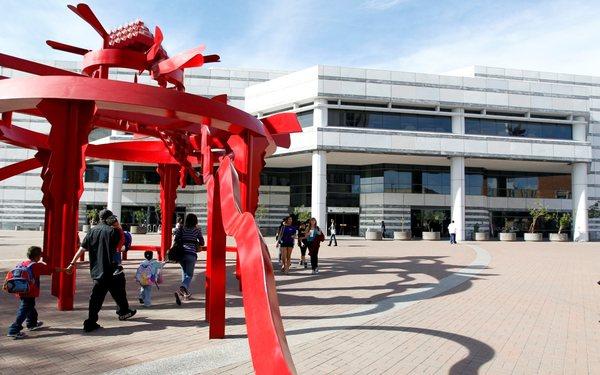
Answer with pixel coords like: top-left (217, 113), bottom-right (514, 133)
top-left (450, 156), bottom-right (465, 242)
top-left (201, 126), bottom-right (226, 338)
top-left (572, 162), bottom-right (589, 242)
top-left (37, 99), bottom-right (94, 311)
top-left (157, 164), bottom-right (179, 261)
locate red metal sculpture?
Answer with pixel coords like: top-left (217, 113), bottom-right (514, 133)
top-left (0, 4), bottom-right (300, 374)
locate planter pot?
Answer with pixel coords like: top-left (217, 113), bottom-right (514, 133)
top-left (422, 231), bottom-right (440, 240)
top-left (549, 233), bottom-right (569, 242)
top-left (524, 233), bottom-right (543, 242)
top-left (475, 232), bottom-right (489, 241)
top-left (365, 230), bottom-right (382, 240)
top-left (131, 225), bottom-right (147, 234)
top-left (500, 232), bottom-right (516, 241)
top-left (82, 224), bottom-right (90, 232)
top-left (393, 231), bottom-right (411, 240)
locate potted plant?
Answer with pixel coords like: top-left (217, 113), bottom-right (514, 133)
top-left (394, 215), bottom-right (411, 240)
top-left (499, 218), bottom-right (516, 241)
top-left (365, 219), bottom-right (382, 240)
top-left (549, 212), bottom-right (571, 242)
top-left (525, 202), bottom-right (549, 242)
top-left (83, 208), bottom-right (99, 232)
top-left (474, 223), bottom-right (489, 241)
top-left (422, 210), bottom-right (444, 240)
top-left (131, 209), bottom-right (147, 234)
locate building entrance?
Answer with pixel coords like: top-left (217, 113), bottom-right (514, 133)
top-left (327, 213), bottom-right (359, 236)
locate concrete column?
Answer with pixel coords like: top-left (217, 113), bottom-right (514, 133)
top-left (451, 108), bottom-right (465, 135)
top-left (573, 116), bottom-right (587, 141)
top-left (450, 156), bottom-right (465, 241)
top-left (313, 98), bottom-right (328, 127)
top-left (572, 162), bottom-right (589, 242)
top-left (311, 150), bottom-right (327, 228)
top-left (107, 160), bottom-right (123, 220)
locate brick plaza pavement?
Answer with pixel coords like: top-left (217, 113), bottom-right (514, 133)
top-left (1, 230), bottom-right (599, 374)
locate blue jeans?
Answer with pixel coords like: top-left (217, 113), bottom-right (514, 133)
top-left (139, 285), bottom-right (152, 307)
top-left (8, 297), bottom-right (37, 335)
top-left (179, 252), bottom-right (197, 291)
top-left (450, 233), bottom-right (457, 244)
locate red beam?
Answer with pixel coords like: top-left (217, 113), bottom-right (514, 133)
top-left (0, 53), bottom-right (83, 76)
top-left (0, 158), bottom-right (42, 181)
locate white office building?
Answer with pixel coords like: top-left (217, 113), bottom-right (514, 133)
top-left (1, 62), bottom-right (599, 241)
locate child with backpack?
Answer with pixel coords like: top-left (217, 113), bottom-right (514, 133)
top-left (3, 246), bottom-right (68, 339)
top-left (135, 251), bottom-right (164, 307)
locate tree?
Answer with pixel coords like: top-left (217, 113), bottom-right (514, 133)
top-left (86, 208), bottom-right (99, 225)
top-left (589, 201), bottom-right (600, 218)
top-left (551, 212), bottom-right (572, 234)
top-left (293, 205), bottom-right (311, 223)
top-left (528, 201), bottom-right (550, 233)
top-left (133, 209), bottom-right (146, 225)
top-left (154, 203), bottom-right (162, 223)
top-left (423, 210), bottom-right (445, 232)
top-left (255, 203), bottom-right (268, 222)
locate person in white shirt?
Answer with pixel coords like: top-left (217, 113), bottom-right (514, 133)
top-left (328, 219), bottom-right (337, 246)
top-left (448, 220), bottom-right (457, 244)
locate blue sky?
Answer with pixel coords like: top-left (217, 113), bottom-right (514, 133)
top-left (1, 0), bottom-right (600, 75)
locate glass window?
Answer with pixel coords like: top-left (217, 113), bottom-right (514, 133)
top-left (466, 118), bottom-right (572, 140)
top-left (123, 166), bottom-right (160, 184)
top-left (466, 173), bottom-right (484, 195)
top-left (327, 109), bottom-right (451, 133)
top-left (85, 165), bottom-right (109, 183)
top-left (296, 110), bottom-right (313, 128)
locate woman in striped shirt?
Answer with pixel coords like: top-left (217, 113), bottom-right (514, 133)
top-left (173, 213), bottom-right (205, 305)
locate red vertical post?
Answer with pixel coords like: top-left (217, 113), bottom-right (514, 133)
top-left (201, 126), bottom-right (227, 338)
top-left (228, 132), bottom-right (269, 289)
top-left (157, 163), bottom-right (179, 261)
top-left (37, 99), bottom-right (94, 311)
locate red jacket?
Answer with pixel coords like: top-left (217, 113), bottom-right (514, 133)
top-left (18, 260), bottom-right (52, 298)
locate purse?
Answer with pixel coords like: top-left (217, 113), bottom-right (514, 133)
top-left (167, 232), bottom-right (184, 262)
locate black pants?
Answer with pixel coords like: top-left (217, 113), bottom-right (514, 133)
top-left (85, 273), bottom-right (130, 327)
top-left (300, 245), bottom-right (307, 257)
top-left (8, 297), bottom-right (37, 334)
top-left (328, 234), bottom-right (337, 246)
top-left (309, 248), bottom-right (319, 270)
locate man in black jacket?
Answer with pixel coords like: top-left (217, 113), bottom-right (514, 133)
top-left (67, 209), bottom-right (136, 332)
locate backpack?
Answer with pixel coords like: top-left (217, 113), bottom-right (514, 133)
top-left (123, 231), bottom-right (132, 251)
top-left (135, 262), bottom-right (161, 287)
top-left (3, 262), bottom-right (35, 294)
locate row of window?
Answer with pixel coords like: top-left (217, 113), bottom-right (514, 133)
top-left (328, 109), bottom-right (452, 133)
top-left (465, 118), bottom-right (572, 140)
top-left (261, 164), bottom-right (573, 209)
top-left (85, 166), bottom-right (201, 185)
top-left (294, 108), bottom-right (573, 140)
top-left (87, 164), bottom-right (571, 206)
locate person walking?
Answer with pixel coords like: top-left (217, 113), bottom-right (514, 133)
top-left (298, 220), bottom-right (309, 268)
top-left (306, 218), bottom-right (325, 274)
top-left (67, 209), bottom-right (136, 333)
top-left (448, 220), bottom-right (457, 244)
top-left (328, 219), bottom-right (338, 246)
top-left (172, 213), bottom-right (205, 305)
top-left (381, 221), bottom-right (386, 239)
top-left (277, 216), bottom-right (297, 274)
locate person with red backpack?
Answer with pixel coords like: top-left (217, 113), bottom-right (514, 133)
top-left (4, 246), bottom-right (67, 339)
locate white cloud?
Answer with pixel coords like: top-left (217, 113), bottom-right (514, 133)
top-left (362, 0), bottom-right (411, 10)
top-left (366, 1), bottom-right (600, 76)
